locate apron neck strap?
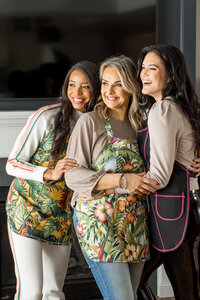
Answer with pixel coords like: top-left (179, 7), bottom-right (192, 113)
top-left (105, 114), bottom-right (114, 141)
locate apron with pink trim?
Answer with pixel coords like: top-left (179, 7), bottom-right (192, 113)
top-left (138, 127), bottom-right (194, 252)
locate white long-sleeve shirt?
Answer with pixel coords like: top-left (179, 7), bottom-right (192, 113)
top-left (6, 103), bottom-right (81, 182)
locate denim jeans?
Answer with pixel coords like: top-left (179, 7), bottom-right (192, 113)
top-left (73, 209), bottom-right (144, 300)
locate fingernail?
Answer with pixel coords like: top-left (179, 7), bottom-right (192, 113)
top-left (156, 183), bottom-right (159, 185)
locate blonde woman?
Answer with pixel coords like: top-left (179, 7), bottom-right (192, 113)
top-left (65, 55), bottom-right (158, 300)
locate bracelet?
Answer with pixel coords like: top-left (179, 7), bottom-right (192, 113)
top-left (119, 174), bottom-right (127, 189)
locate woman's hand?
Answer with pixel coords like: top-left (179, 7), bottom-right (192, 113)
top-left (126, 172), bottom-right (158, 195)
top-left (43, 158), bottom-right (78, 181)
top-left (93, 172), bottom-right (158, 195)
top-left (191, 157), bottom-right (200, 178)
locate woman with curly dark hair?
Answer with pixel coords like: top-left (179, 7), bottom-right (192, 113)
top-left (6, 60), bottom-right (100, 300)
top-left (136, 44), bottom-right (200, 300)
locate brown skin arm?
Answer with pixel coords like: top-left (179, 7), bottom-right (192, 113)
top-left (43, 158), bottom-right (78, 181)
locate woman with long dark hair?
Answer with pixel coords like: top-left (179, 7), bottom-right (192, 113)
top-left (137, 44), bottom-right (200, 300)
top-left (6, 60), bottom-right (100, 300)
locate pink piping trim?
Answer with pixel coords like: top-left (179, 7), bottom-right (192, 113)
top-left (151, 197), bottom-right (165, 250)
top-left (155, 192), bottom-right (185, 221)
top-left (144, 130), bottom-right (149, 170)
top-left (175, 161), bottom-right (189, 172)
top-left (143, 129), bottom-right (190, 252)
top-left (8, 159), bottom-right (33, 172)
top-left (12, 103), bottom-right (61, 159)
top-left (138, 127), bottom-right (148, 133)
top-left (7, 223), bottom-right (21, 299)
top-left (152, 164), bottom-right (190, 252)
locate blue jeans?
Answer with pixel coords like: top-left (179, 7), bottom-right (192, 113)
top-left (73, 209), bottom-right (144, 300)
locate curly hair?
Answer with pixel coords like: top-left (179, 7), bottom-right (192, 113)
top-left (94, 55), bottom-right (145, 131)
top-left (137, 44), bottom-right (200, 150)
top-left (51, 61), bottom-right (100, 158)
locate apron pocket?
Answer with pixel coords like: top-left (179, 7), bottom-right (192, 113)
top-left (155, 192), bottom-right (185, 221)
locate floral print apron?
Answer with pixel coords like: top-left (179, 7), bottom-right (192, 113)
top-left (75, 116), bottom-right (150, 262)
top-left (6, 132), bottom-right (73, 245)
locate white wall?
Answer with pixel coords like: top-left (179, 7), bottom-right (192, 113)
top-left (0, 111), bottom-right (32, 158)
top-left (157, 266), bottom-right (174, 298)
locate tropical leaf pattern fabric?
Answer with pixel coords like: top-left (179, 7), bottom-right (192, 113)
top-left (6, 132), bottom-right (73, 245)
top-left (75, 116), bottom-right (150, 262)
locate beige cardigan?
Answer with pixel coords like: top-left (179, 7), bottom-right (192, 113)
top-left (65, 111), bottom-right (136, 206)
top-left (145, 99), bottom-right (198, 190)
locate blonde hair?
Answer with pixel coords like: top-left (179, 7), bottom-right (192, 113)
top-left (94, 55), bottom-right (145, 131)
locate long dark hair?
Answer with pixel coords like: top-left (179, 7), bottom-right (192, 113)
top-left (51, 61), bottom-right (100, 158)
top-left (137, 44), bottom-right (200, 149)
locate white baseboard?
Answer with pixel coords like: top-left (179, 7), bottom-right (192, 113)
top-left (157, 265), bottom-right (174, 298)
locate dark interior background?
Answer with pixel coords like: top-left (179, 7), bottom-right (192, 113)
top-left (0, 2), bottom-right (157, 299)
top-left (0, 0), bottom-right (156, 105)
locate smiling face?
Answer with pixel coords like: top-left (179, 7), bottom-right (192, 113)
top-left (101, 66), bottom-right (131, 119)
top-left (67, 69), bottom-right (92, 112)
top-left (140, 51), bottom-right (169, 101)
